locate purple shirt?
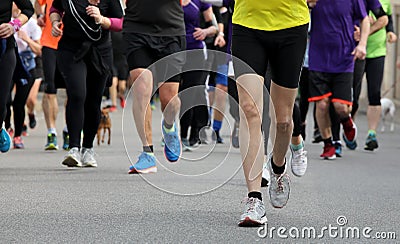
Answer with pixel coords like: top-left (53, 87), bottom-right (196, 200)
top-left (183, 0), bottom-right (211, 50)
top-left (309, 0), bottom-right (368, 73)
top-left (354, 0), bottom-right (382, 26)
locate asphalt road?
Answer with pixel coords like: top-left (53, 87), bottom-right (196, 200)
top-left (1, 97), bottom-right (399, 243)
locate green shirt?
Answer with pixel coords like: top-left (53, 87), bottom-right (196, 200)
top-left (366, 0), bottom-right (392, 58)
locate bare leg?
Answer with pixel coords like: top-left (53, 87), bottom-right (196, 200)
top-left (213, 84), bottom-right (227, 122)
top-left (237, 74), bottom-right (264, 193)
top-left (316, 98), bottom-right (332, 139)
top-left (42, 93), bottom-right (59, 130)
top-left (130, 68), bottom-right (153, 146)
top-left (26, 78), bottom-right (41, 114)
top-left (270, 81), bottom-right (297, 166)
top-left (367, 105), bottom-right (381, 131)
top-left (159, 82), bottom-right (180, 126)
top-left (110, 77), bottom-right (118, 107)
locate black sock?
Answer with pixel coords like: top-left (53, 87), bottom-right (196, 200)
top-left (271, 157), bottom-right (286, 175)
top-left (143, 145), bottom-right (154, 153)
top-left (323, 137), bottom-right (333, 146)
top-left (248, 191), bottom-right (262, 201)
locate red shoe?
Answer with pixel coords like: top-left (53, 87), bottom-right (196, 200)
top-left (109, 105), bottom-right (117, 112)
top-left (13, 136), bottom-right (24, 149)
top-left (320, 144), bottom-right (336, 160)
top-left (342, 117), bottom-right (357, 150)
top-left (119, 97), bottom-right (126, 108)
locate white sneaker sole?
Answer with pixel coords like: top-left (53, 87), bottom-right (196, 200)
top-left (83, 161), bottom-right (98, 167)
top-left (128, 166), bottom-right (157, 174)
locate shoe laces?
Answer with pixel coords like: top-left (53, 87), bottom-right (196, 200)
top-left (242, 197), bottom-right (257, 212)
top-left (276, 175), bottom-right (285, 193)
top-left (293, 150), bottom-right (307, 164)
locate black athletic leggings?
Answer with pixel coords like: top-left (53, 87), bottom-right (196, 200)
top-left (365, 56), bottom-right (385, 106)
top-left (0, 48), bottom-right (16, 129)
top-left (6, 75), bottom-right (34, 137)
top-left (351, 59), bottom-right (366, 116)
top-left (57, 48), bottom-right (109, 149)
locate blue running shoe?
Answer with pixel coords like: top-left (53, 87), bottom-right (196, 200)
top-left (162, 121), bottom-right (181, 163)
top-left (364, 132), bottom-right (378, 151)
top-left (45, 133), bottom-right (59, 150)
top-left (62, 131), bottom-right (69, 150)
top-left (0, 128), bottom-right (11, 153)
top-left (129, 152), bottom-right (157, 174)
top-left (333, 141), bottom-right (342, 157)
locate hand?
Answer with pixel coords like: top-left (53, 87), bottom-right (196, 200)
top-left (86, 5), bottom-right (102, 24)
top-left (387, 31), bottom-right (397, 43)
top-left (0, 23), bottom-right (15, 39)
top-left (51, 21), bottom-right (63, 37)
top-left (307, 0), bottom-right (317, 8)
top-left (193, 27), bottom-right (207, 41)
top-left (214, 34), bottom-right (226, 47)
top-left (352, 44), bottom-right (366, 60)
top-left (354, 25), bottom-right (361, 42)
top-left (17, 30), bottom-right (29, 41)
top-left (37, 15), bottom-right (45, 27)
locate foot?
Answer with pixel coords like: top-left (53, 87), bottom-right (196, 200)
top-left (290, 147), bottom-right (307, 177)
top-left (162, 122), bottom-right (181, 163)
top-left (62, 131), bottom-right (69, 151)
top-left (267, 155), bottom-right (290, 208)
top-left (129, 152), bottom-right (157, 174)
top-left (181, 138), bottom-right (192, 152)
top-left (6, 128), bottom-right (14, 138)
top-left (45, 133), bottom-right (59, 150)
top-left (13, 136), bottom-right (24, 149)
top-left (119, 96), bottom-right (126, 108)
top-left (231, 121), bottom-right (239, 148)
top-left (238, 197), bottom-right (267, 227)
top-left (62, 147), bottom-right (82, 167)
top-left (0, 128), bottom-right (12, 153)
top-left (81, 147), bottom-right (97, 167)
top-left (364, 132), bottom-right (378, 151)
top-left (342, 118), bottom-right (357, 150)
top-left (212, 130), bottom-right (223, 144)
top-left (22, 124), bottom-right (28, 137)
top-left (320, 143), bottom-right (336, 160)
top-left (333, 141), bottom-right (342, 157)
top-left (28, 113), bottom-right (36, 129)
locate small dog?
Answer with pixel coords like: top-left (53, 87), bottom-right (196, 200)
top-left (380, 98), bottom-right (396, 132)
top-left (97, 108), bottom-right (111, 145)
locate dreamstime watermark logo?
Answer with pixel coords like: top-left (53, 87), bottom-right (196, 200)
top-left (122, 49), bottom-right (275, 195)
top-left (257, 216), bottom-right (397, 240)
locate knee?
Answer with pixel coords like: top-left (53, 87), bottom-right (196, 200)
top-left (240, 100), bottom-right (260, 121)
top-left (276, 121), bottom-right (292, 134)
top-left (334, 103), bottom-right (349, 117)
top-left (131, 69), bottom-right (153, 96)
top-left (316, 99), bottom-right (330, 113)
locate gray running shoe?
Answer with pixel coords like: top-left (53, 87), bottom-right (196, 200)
top-left (81, 148), bottom-right (97, 167)
top-left (62, 147), bottom-right (82, 167)
top-left (268, 155), bottom-right (290, 208)
top-left (238, 197), bottom-right (267, 227)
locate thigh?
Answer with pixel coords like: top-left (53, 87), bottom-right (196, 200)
top-left (57, 50), bottom-right (87, 99)
top-left (42, 47), bottom-right (58, 94)
top-left (268, 24), bottom-right (308, 89)
top-left (331, 72), bottom-right (353, 105)
top-left (232, 24), bottom-right (268, 79)
top-left (308, 71), bottom-right (332, 102)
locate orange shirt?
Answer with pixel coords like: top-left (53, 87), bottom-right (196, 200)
top-left (38, 0), bottom-right (61, 49)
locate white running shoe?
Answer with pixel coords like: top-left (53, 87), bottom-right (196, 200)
top-left (261, 160), bottom-right (270, 187)
top-left (290, 147), bottom-right (308, 177)
top-left (62, 147), bottom-right (82, 167)
top-left (267, 154), bottom-right (290, 208)
top-left (238, 197), bottom-right (267, 227)
top-left (81, 148), bottom-right (97, 167)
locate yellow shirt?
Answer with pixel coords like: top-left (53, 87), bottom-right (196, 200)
top-left (232, 0), bottom-right (310, 31)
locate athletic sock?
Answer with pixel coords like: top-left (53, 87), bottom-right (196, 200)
top-left (323, 137), bottom-right (333, 146)
top-left (143, 145), bottom-right (154, 153)
top-left (48, 128), bottom-right (57, 135)
top-left (63, 126), bottom-right (68, 133)
top-left (212, 119), bottom-right (222, 132)
top-left (368, 129), bottom-right (376, 136)
top-left (271, 157), bottom-right (286, 175)
top-left (290, 140), bottom-right (304, 151)
top-left (248, 191), bottom-right (262, 201)
top-left (163, 122), bottom-right (175, 133)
